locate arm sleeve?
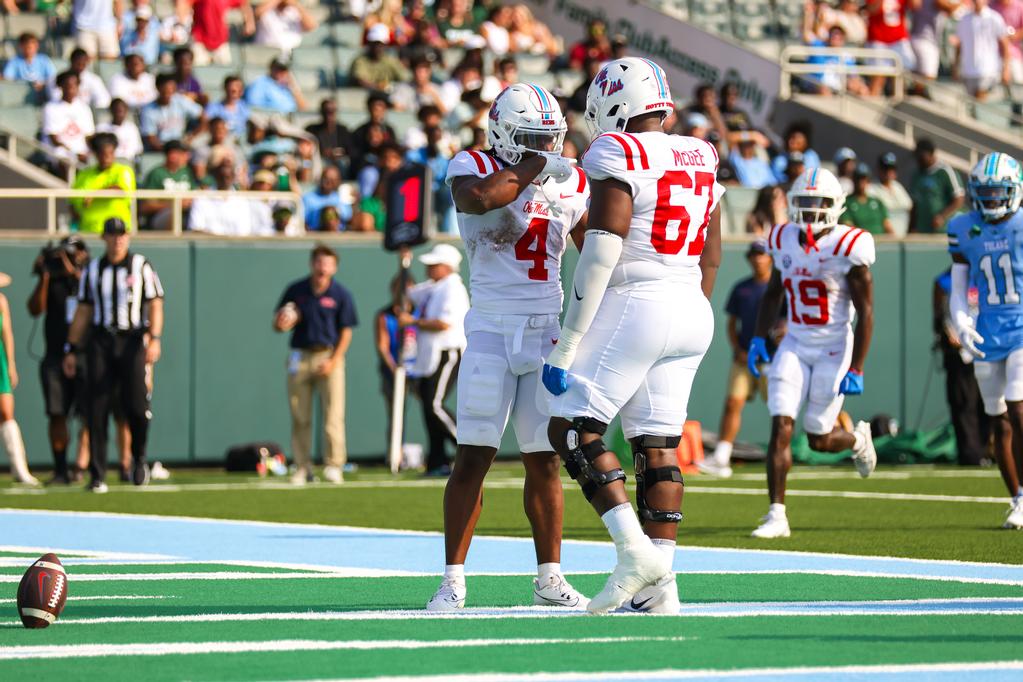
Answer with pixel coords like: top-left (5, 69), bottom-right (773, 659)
top-left (947, 219), bottom-right (963, 255)
top-left (78, 262), bottom-right (92, 303)
top-left (276, 282), bottom-right (296, 311)
top-left (945, 166), bottom-right (965, 198)
top-left (950, 261), bottom-right (972, 330)
top-left (724, 285), bottom-right (741, 316)
top-left (547, 229), bottom-right (624, 369)
top-left (338, 288), bottom-right (358, 328)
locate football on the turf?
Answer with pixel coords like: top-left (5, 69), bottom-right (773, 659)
top-left (17, 553), bottom-right (68, 628)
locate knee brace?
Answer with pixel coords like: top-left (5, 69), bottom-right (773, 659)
top-left (558, 417), bottom-right (623, 501)
top-left (632, 435), bottom-right (684, 524)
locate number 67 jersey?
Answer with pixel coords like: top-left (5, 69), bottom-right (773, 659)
top-left (766, 222), bottom-right (876, 345)
top-left (582, 131), bottom-right (725, 288)
top-left (948, 211), bottom-right (1023, 361)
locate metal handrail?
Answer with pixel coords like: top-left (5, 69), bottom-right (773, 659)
top-left (0, 120), bottom-right (84, 184)
top-left (779, 45), bottom-right (905, 100)
top-left (0, 188), bottom-right (305, 235)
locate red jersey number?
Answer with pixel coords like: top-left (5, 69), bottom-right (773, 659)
top-left (650, 170), bottom-right (716, 256)
top-left (515, 217), bottom-right (549, 281)
top-left (784, 278), bottom-right (829, 325)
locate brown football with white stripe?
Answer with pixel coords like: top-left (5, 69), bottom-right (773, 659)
top-left (17, 553), bottom-right (68, 628)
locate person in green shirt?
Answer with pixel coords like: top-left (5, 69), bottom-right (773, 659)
top-left (909, 138), bottom-right (965, 233)
top-left (70, 133), bottom-right (135, 234)
top-left (140, 139), bottom-right (197, 230)
top-left (840, 163), bottom-right (893, 235)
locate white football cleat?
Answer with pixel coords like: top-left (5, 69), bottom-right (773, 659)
top-left (1004, 499), bottom-right (1023, 529)
top-left (618, 572), bottom-right (681, 614)
top-left (323, 465), bottom-right (344, 484)
top-left (697, 459), bottom-right (733, 478)
top-left (425, 578), bottom-right (466, 612)
top-left (851, 421), bottom-right (877, 478)
top-left (587, 539), bottom-right (672, 615)
top-left (290, 468), bottom-right (309, 486)
top-left (751, 512), bottom-right (791, 538)
top-left (14, 473), bottom-right (40, 486)
top-left (533, 573), bottom-right (588, 608)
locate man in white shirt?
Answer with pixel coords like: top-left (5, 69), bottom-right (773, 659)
top-left (47, 48), bottom-right (111, 109)
top-left (42, 71), bottom-right (96, 165)
top-left (955, 0), bottom-right (1013, 99)
top-left (108, 53), bottom-right (158, 109)
top-left (401, 244), bottom-right (469, 476)
top-left (96, 98), bottom-right (144, 160)
top-left (254, 0), bottom-right (315, 54)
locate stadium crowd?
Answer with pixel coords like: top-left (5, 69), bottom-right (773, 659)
top-left (0, 0), bottom-right (976, 239)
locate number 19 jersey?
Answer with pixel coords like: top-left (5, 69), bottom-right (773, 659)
top-left (766, 223), bottom-right (876, 346)
top-left (948, 210), bottom-right (1023, 361)
top-left (447, 150), bottom-right (589, 315)
top-left (581, 131), bottom-right (725, 289)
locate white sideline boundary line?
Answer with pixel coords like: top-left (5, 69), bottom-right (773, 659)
top-left (13, 598), bottom-right (1023, 627)
top-left (0, 636), bottom-right (695, 660)
top-left (3, 507), bottom-right (1018, 576)
top-left (0, 545), bottom-right (173, 561)
top-left (0, 570), bottom-right (412, 583)
top-left (0, 558), bottom-right (345, 573)
top-left (0, 595), bottom-right (170, 604)
top-left (0, 480), bottom-right (1011, 504)
top-left (297, 661), bottom-right (1023, 682)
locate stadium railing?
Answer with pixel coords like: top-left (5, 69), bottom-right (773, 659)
top-left (778, 45), bottom-right (905, 101)
top-left (0, 188), bottom-right (305, 234)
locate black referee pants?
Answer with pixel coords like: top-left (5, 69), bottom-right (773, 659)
top-left (943, 348), bottom-right (990, 466)
top-left (85, 331), bottom-right (151, 483)
top-left (420, 349), bottom-right (460, 471)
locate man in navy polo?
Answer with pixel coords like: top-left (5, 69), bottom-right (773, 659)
top-left (273, 244), bottom-right (358, 485)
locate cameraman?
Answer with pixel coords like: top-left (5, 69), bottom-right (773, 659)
top-left (27, 236), bottom-right (90, 484)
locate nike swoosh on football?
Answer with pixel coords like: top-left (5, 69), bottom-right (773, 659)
top-left (573, 286), bottom-right (583, 301)
top-left (629, 596), bottom-right (654, 610)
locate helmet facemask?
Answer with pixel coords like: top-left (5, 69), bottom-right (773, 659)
top-left (969, 178), bottom-right (1022, 222)
top-left (789, 194), bottom-right (842, 231)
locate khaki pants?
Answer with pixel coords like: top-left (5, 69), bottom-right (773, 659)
top-left (287, 349), bottom-right (346, 470)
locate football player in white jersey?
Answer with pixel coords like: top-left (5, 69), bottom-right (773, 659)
top-left (425, 83), bottom-right (591, 612)
top-left (746, 167), bottom-right (877, 539)
top-left (542, 57), bottom-right (725, 615)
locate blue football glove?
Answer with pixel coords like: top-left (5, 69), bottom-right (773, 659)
top-left (840, 369), bottom-right (864, 395)
top-left (542, 364), bottom-right (569, 396)
top-left (748, 336), bottom-right (771, 378)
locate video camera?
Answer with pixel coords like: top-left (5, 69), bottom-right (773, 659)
top-left (35, 236), bottom-right (87, 276)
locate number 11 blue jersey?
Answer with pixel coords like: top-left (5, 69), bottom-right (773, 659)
top-left (948, 210), bottom-right (1023, 361)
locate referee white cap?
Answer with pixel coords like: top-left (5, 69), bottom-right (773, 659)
top-left (419, 244), bottom-right (462, 269)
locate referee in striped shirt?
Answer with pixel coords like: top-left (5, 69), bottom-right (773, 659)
top-left (63, 218), bottom-right (165, 493)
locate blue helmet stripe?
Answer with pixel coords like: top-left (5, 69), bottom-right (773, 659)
top-left (640, 58), bottom-right (667, 98)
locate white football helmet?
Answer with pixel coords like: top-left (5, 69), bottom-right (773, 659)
top-left (969, 152), bottom-right (1023, 223)
top-left (487, 83), bottom-right (566, 166)
top-left (584, 57), bottom-right (674, 138)
top-left (787, 168), bottom-right (846, 231)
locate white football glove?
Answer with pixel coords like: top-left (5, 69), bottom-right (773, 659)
top-left (537, 152), bottom-right (574, 183)
top-left (958, 325), bottom-right (986, 359)
top-left (539, 177), bottom-right (564, 217)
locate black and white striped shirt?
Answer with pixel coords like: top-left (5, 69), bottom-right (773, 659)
top-left (77, 252), bottom-right (164, 331)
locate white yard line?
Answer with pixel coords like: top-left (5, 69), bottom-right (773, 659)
top-left (0, 570), bottom-right (410, 583)
top-left (0, 636), bottom-right (694, 660)
top-left (0, 595), bottom-right (169, 604)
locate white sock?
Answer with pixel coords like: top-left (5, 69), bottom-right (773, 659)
top-left (852, 429), bottom-right (866, 452)
top-left (1017, 486), bottom-right (1023, 498)
top-left (0, 421), bottom-right (31, 481)
top-left (601, 503), bottom-right (645, 549)
top-left (537, 562), bottom-right (560, 583)
top-left (650, 538), bottom-right (676, 564)
top-left (769, 502), bottom-right (786, 517)
top-left (713, 441), bottom-right (733, 465)
top-left (443, 564), bottom-right (465, 583)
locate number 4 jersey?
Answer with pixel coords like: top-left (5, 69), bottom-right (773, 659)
top-left (581, 131), bottom-right (725, 289)
top-left (948, 211), bottom-right (1023, 361)
top-left (447, 150), bottom-right (589, 315)
top-left (767, 222), bottom-right (876, 346)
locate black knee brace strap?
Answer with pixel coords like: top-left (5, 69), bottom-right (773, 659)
top-left (559, 417), bottom-right (624, 501)
top-left (633, 442), bottom-right (684, 524)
